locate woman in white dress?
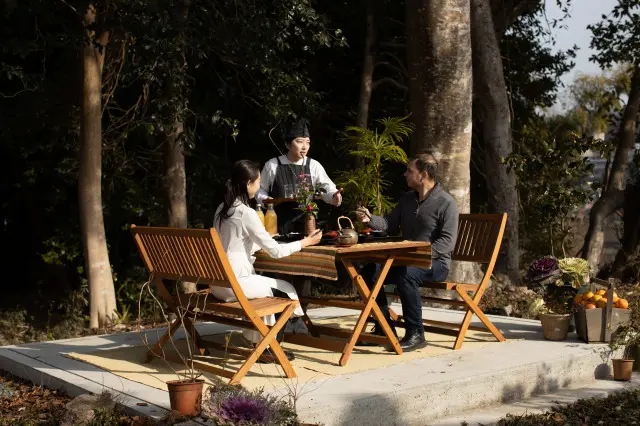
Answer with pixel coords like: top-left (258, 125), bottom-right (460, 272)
top-left (213, 159), bottom-right (322, 357)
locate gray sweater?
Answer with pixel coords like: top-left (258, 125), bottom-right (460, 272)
top-left (369, 183), bottom-right (458, 270)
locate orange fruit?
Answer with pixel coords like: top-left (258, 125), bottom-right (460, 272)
top-left (591, 294), bottom-right (603, 303)
top-left (585, 303), bottom-right (596, 309)
top-left (584, 291), bottom-right (595, 300)
top-left (618, 299), bottom-right (629, 309)
top-left (596, 289), bottom-right (606, 296)
top-left (596, 299), bottom-right (608, 309)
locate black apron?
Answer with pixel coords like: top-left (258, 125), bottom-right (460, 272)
top-left (270, 156), bottom-right (312, 235)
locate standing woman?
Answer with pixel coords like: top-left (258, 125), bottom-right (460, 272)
top-left (213, 160), bottom-right (322, 352)
top-left (256, 118), bottom-right (342, 235)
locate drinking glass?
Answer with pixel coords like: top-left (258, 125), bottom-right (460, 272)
top-left (284, 184), bottom-right (295, 199)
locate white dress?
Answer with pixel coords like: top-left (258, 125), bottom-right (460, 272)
top-left (213, 199), bottom-right (304, 343)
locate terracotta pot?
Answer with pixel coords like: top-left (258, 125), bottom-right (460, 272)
top-left (539, 313), bottom-right (571, 341)
top-left (166, 379), bottom-right (204, 416)
top-left (612, 358), bottom-right (634, 381)
top-left (304, 214), bottom-right (316, 236)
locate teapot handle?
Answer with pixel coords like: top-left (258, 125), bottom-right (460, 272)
top-left (337, 216), bottom-right (354, 230)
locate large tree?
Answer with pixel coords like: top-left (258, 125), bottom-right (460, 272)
top-left (579, 0), bottom-right (640, 272)
top-left (77, 1), bottom-right (117, 328)
top-left (406, 0), bottom-right (474, 281)
top-left (471, 0), bottom-right (520, 280)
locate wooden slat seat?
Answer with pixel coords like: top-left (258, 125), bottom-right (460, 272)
top-left (177, 292), bottom-right (298, 318)
top-left (388, 213), bottom-right (508, 350)
top-left (131, 225), bottom-right (298, 385)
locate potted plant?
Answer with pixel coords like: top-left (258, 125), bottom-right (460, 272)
top-left (138, 279), bottom-right (207, 416)
top-left (525, 256), bottom-right (580, 340)
top-left (203, 384), bottom-right (303, 426)
top-left (608, 294), bottom-right (639, 381)
top-left (294, 173), bottom-right (325, 235)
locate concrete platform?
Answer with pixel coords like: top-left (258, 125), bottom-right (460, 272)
top-left (0, 304), bottom-right (633, 425)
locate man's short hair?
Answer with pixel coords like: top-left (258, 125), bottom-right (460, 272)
top-left (411, 150), bottom-right (439, 182)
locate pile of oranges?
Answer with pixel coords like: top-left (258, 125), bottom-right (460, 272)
top-left (574, 289), bottom-right (630, 310)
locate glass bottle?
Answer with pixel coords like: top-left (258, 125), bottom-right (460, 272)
top-left (264, 203), bottom-right (278, 235)
top-left (255, 203), bottom-right (265, 228)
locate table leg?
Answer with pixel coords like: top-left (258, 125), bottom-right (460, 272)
top-left (339, 257), bottom-right (402, 366)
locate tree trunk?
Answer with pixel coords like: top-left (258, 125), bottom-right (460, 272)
top-left (163, 0), bottom-right (190, 230)
top-left (164, 120), bottom-right (187, 228)
top-left (611, 168), bottom-right (640, 280)
top-left (406, 0), bottom-right (479, 283)
top-left (471, 0), bottom-right (520, 281)
top-left (78, 4), bottom-right (117, 329)
top-left (580, 65), bottom-right (640, 272)
top-left (355, 0), bottom-right (375, 131)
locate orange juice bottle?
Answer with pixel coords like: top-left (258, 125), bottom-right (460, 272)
top-left (264, 203), bottom-right (278, 235)
top-left (255, 203), bottom-right (265, 227)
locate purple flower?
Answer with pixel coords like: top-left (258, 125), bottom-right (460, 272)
top-left (525, 256), bottom-right (560, 283)
top-left (218, 395), bottom-right (272, 424)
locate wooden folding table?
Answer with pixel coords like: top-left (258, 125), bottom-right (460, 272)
top-left (253, 240), bottom-right (431, 366)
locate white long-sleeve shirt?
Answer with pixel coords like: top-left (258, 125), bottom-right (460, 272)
top-left (214, 200), bottom-right (301, 279)
top-left (256, 155), bottom-right (338, 205)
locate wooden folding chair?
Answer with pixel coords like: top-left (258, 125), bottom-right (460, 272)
top-left (131, 225), bottom-right (299, 385)
top-left (389, 213), bottom-right (508, 350)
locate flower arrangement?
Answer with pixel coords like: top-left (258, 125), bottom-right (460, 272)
top-left (294, 173), bottom-right (325, 217)
top-left (203, 384), bottom-right (299, 426)
top-left (525, 256), bottom-right (589, 316)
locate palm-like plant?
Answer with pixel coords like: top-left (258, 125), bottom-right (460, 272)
top-left (335, 116), bottom-right (412, 215)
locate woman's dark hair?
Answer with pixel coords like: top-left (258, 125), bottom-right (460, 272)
top-left (412, 150), bottom-right (439, 182)
top-left (217, 159), bottom-right (261, 225)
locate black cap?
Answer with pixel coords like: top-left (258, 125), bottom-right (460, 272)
top-left (285, 118), bottom-right (310, 141)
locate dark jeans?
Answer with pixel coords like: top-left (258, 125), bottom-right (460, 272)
top-left (361, 259), bottom-right (448, 333)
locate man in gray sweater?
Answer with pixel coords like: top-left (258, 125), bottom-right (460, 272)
top-left (356, 151), bottom-right (458, 351)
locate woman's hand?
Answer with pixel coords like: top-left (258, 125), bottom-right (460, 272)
top-left (301, 229), bottom-right (323, 248)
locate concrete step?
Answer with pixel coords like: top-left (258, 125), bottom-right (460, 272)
top-left (292, 336), bottom-right (619, 425)
top-left (430, 374), bottom-right (640, 426)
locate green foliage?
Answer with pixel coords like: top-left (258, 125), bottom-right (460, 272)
top-left (504, 116), bottom-right (613, 262)
top-left (566, 66), bottom-right (633, 135)
top-left (335, 116), bottom-right (412, 215)
top-left (589, 0), bottom-right (640, 68)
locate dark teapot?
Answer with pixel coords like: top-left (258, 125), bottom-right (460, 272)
top-left (336, 216), bottom-right (359, 246)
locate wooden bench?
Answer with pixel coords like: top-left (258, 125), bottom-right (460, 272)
top-left (130, 225), bottom-right (299, 385)
top-left (388, 213), bottom-right (508, 350)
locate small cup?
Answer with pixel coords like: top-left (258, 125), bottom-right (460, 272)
top-left (284, 184), bottom-right (295, 199)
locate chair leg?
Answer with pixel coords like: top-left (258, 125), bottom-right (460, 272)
top-left (145, 318), bottom-right (182, 363)
top-left (230, 304), bottom-right (297, 385)
top-left (181, 315), bottom-right (210, 356)
top-left (454, 288), bottom-right (506, 350)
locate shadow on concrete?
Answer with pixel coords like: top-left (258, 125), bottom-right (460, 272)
top-left (336, 392), bottom-right (401, 426)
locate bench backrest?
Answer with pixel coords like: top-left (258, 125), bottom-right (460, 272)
top-left (452, 213), bottom-right (507, 265)
top-left (130, 225), bottom-right (239, 290)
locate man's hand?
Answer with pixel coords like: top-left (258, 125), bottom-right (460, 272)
top-left (355, 207), bottom-right (371, 223)
top-left (331, 188), bottom-right (343, 207)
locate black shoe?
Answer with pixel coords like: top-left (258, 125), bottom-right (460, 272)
top-left (284, 317), bottom-right (310, 335)
top-left (399, 329), bottom-right (427, 352)
top-left (356, 321), bottom-right (397, 347)
top-left (256, 347), bottom-right (295, 363)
